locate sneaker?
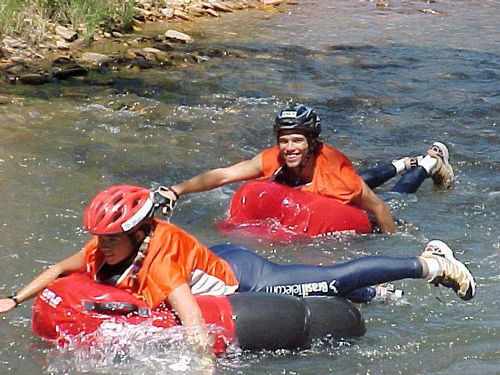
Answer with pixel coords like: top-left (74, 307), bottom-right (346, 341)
top-left (375, 283), bottom-right (404, 301)
top-left (427, 142), bottom-right (454, 188)
top-left (421, 240), bottom-right (476, 300)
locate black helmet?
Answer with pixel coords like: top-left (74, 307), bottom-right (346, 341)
top-left (273, 104), bottom-right (321, 138)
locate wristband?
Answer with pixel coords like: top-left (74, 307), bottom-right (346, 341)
top-left (8, 294), bottom-right (19, 307)
top-left (167, 186), bottom-right (180, 200)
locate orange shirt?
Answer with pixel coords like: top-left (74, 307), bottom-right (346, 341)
top-left (83, 219), bottom-right (239, 308)
top-left (260, 144), bottom-right (363, 204)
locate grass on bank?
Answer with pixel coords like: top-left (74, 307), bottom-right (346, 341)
top-left (0, 0), bottom-right (135, 44)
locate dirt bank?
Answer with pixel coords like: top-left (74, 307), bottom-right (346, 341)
top-left (0, 0), bottom-right (293, 86)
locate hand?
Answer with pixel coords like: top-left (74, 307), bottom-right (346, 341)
top-left (153, 186), bottom-right (179, 215)
top-left (185, 324), bottom-right (215, 358)
top-left (0, 298), bottom-right (17, 314)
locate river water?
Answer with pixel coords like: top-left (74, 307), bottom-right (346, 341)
top-left (0, 0), bottom-right (498, 374)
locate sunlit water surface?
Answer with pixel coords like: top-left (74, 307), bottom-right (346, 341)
top-left (0, 0), bottom-right (498, 374)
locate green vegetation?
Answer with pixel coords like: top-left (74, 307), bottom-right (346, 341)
top-left (0, 0), bottom-right (135, 43)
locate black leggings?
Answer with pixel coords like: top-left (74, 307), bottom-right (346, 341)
top-left (211, 244), bottom-right (422, 302)
top-left (359, 163), bottom-right (429, 193)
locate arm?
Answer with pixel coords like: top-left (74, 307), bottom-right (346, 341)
top-left (167, 283), bottom-right (213, 353)
top-left (352, 181), bottom-right (396, 234)
top-left (0, 251), bottom-right (85, 314)
top-left (162, 154), bottom-right (264, 201)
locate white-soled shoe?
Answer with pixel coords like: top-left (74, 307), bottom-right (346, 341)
top-left (421, 240), bottom-right (476, 300)
top-left (374, 283), bottom-right (404, 301)
top-left (427, 142), bottom-right (454, 188)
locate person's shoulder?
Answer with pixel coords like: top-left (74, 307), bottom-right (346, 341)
top-left (260, 144), bottom-right (279, 155)
top-left (153, 219), bottom-right (199, 244)
top-left (321, 143), bottom-right (350, 160)
top-left (154, 219), bottom-right (185, 236)
top-left (82, 236), bottom-right (99, 252)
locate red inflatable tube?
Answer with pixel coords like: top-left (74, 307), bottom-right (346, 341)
top-left (219, 180), bottom-right (372, 239)
top-left (32, 273), bottom-right (365, 355)
top-left (32, 273), bottom-right (234, 355)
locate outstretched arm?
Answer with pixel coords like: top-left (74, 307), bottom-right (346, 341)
top-left (168, 283), bottom-right (214, 354)
top-left (352, 181), bottom-right (396, 234)
top-left (161, 154), bottom-right (264, 201)
top-left (0, 251), bottom-right (85, 314)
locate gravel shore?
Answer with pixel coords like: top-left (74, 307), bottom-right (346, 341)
top-left (0, 0), bottom-right (292, 85)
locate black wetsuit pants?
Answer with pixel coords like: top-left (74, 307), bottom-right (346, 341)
top-left (211, 244), bottom-right (423, 302)
top-left (360, 163), bottom-right (429, 193)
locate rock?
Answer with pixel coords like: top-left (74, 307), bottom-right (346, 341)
top-left (19, 73), bottom-right (51, 85)
top-left (204, 8), bottom-right (220, 17)
top-left (55, 25), bottom-right (78, 42)
top-left (0, 95), bottom-right (11, 104)
top-left (142, 47), bottom-right (169, 60)
top-left (173, 9), bottom-right (191, 20)
top-left (260, 0), bottom-right (283, 5)
top-left (156, 42), bottom-right (175, 52)
top-left (187, 6), bottom-right (206, 17)
top-left (128, 38), bottom-right (142, 47)
top-left (200, 1), bottom-right (214, 9)
top-left (61, 91), bottom-right (89, 99)
top-left (76, 52), bottom-right (112, 66)
top-left (53, 65), bottom-right (88, 80)
top-left (52, 56), bottom-right (74, 65)
top-left (6, 64), bottom-right (26, 75)
top-left (2, 36), bottom-right (27, 49)
top-left (165, 29), bottom-right (193, 43)
top-left (56, 40), bottom-right (71, 50)
top-left (190, 53), bottom-right (209, 63)
top-left (166, 0), bottom-right (185, 5)
top-left (130, 56), bottom-right (153, 69)
top-left (210, 2), bottom-right (234, 12)
top-left (10, 56), bottom-right (26, 63)
top-left (161, 8), bottom-right (175, 18)
top-left (142, 47), bottom-right (163, 54)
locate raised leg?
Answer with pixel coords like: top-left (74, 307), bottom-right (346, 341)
top-left (210, 244), bottom-right (422, 298)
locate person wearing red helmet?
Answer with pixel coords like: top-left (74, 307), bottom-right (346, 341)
top-left (1, 185), bottom-right (475, 352)
top-left (159, 104), bottom-right (455, 234)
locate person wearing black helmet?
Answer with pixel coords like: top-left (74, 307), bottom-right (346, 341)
top-left (160, 104), bottom-right (454, 234)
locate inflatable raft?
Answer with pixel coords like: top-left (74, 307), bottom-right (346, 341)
top-left (219, 180), bottom-right (372, 239)
top-left (32, 273), bottom-right (365, 355)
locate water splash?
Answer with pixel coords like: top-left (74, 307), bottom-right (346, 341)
top-left (45, 321), bottom-right (220, 375)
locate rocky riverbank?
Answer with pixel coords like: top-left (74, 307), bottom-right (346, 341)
top-left (0, 0), bottom-right (291, 86)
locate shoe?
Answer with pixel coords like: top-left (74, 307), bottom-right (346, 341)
top-left (374, 283), bottom-right (404, 301)
top-left (421, 240), bottom-right (476, 300)
top-left (427, 142), bottom-right (454, 188)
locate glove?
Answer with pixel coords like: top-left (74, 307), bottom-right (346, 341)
top-left (153, 186), bottom-right (179, 215)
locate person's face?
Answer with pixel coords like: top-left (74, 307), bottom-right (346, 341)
top-left (278, 133), bottom-right (309, 169)
top-left (97, 233), bottom-right (135, 265)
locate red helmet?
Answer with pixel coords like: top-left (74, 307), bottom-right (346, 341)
top-left (83, 185), bottom-right (154, 235)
